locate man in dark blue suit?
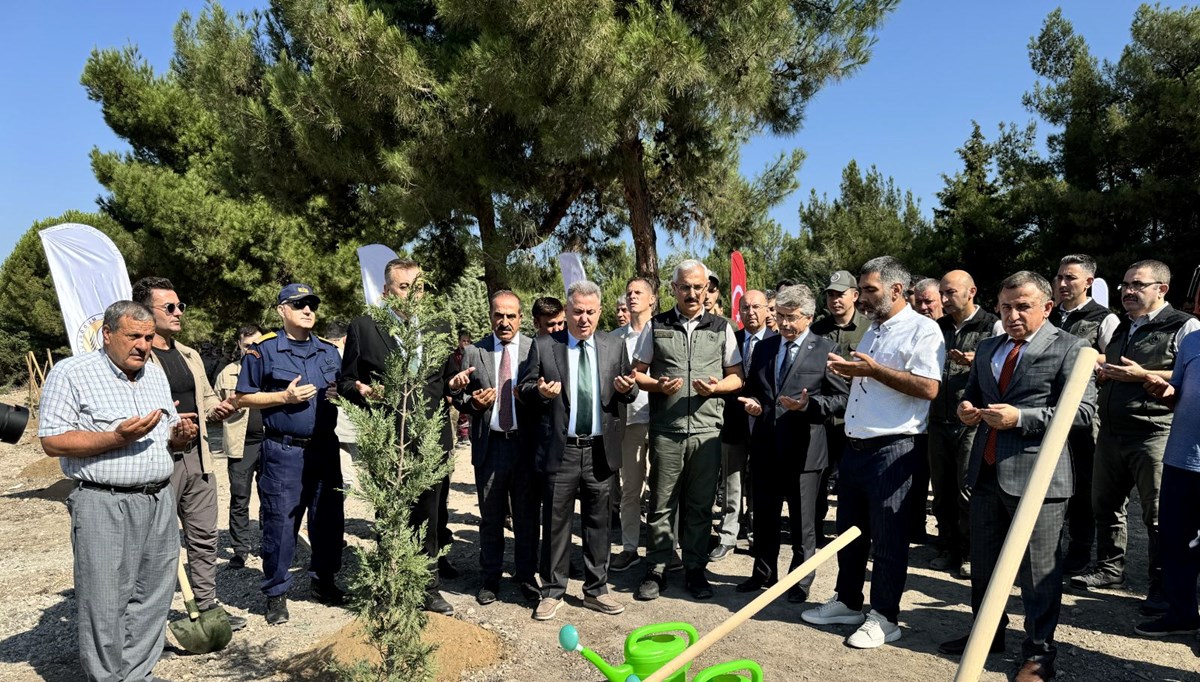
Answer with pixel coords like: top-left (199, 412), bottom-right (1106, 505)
top-left (518, 280), bottom-right (639, 621)
top-left (734, 285), bottom-right (848, 602)
top-left (712, 289), bottom-right (777, 561)
top-left (939, 271), bottom-right (1097, 682)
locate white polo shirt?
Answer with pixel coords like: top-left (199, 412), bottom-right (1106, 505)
top-left (844, 305), bottom-right (945, 438)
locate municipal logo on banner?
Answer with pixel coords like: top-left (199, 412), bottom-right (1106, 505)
top-left (39, 223), bottom-right (132, 356)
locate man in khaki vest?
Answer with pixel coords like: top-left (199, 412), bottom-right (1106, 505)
top-left (215, 325), bottom-right (263, 569)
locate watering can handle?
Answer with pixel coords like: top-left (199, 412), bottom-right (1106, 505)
top-left (626, 621), bottom-right (699, 647)
top-left (691, 660), bottom-right (764, 682)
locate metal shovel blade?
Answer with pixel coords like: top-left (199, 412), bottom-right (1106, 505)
top-left (169, 601), bottom-right (233, 654)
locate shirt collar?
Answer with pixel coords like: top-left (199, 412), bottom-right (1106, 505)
top-left (1006, 322), bottom-right (1046, 347)
top-left (873, 303), bottom-right (916, 333)
top-left (674, 306), bottom-right (705, 323)
top-left (568, 332), bottom-right (591, 349)
top-left (746, 326), bottom-right (767, 341)
top-left (781, 329), bottom-right (810, 349)
top-left (492, 333), bottom-right (514, 349)
top-left (1129, 303), bottom-right (1169, 324)
top-left (1059, 298), bottom-right (1093, 314)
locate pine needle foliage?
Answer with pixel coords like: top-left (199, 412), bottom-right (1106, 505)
top-left (334, 286), bottom-right (454, 682)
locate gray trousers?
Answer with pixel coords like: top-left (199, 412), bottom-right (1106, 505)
top-left (69, 483), bottom-right (178, 682)
top-left (1092, 428), bottom-right (1168, 585)
top-left (618, 423), bottom-right (650, 552)
top-left (170, 445), bottom-right (219, 609)
top-left (716, 440), bottom-right (753, 547)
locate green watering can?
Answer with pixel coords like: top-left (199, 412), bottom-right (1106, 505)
top-left (559, 622), bottom-right (699, 682)
top-left (691, 660), bottom-right (764, 682)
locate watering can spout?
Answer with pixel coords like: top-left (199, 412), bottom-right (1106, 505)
top-left (558, 625), bottom-right (635, 682)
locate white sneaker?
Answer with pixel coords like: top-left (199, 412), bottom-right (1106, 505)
top-left (800, 596), bottom-right (866, 626)
top-left (845, 610), bottom-right (901, 649)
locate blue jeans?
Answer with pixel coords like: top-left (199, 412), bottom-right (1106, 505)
top-left (834, 434), bottom-right (918, 622)
top-left (1160, 464), bottom-right (1200, 626)
top-left (258, 436), bottom-right (344, 597)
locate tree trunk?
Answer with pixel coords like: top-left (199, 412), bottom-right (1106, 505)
top-left (475, 195), bottom-right (511, 294)
top-left (620, 136), bottom-right (660, 286)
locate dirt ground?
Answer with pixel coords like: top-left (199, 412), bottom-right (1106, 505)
top-left (0, 395), bottom-right (1197, 681)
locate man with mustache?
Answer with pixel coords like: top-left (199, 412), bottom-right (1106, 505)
top-left (911, 278), bottom-right (944, 320)
top-left (1048, 254), bottom-right (1120, 575)
top-left (632, 260), bottom-right (744, 602)
top-left (802, 256), bottom-right (944, 649)
top-left (40, 301), bottom-right (198, 680)
top-left (448, 290), bottom-right (540, 606)
top-left (1073, 260), bottom-right (1200, 616)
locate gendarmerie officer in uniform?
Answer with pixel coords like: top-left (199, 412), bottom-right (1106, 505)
top-left (236, 283), bottom-right (345, 625)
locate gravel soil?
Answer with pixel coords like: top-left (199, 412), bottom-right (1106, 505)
top-left (0, 395), bottom-right (1197, 681)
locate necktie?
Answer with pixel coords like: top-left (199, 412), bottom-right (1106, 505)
top-left (576, 340), bottom-right (594, 436)
top-left (744, 335), bottom-right (757, 373)
top-left (777, 341), bottom-right (796, 386)
top-left (498, 342), bottom-right (514, 431)
top-left (982, 339), bottom-right (1025, 465)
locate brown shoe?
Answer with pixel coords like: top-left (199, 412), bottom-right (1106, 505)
top-left (532, 597), bottom-right (564, 621)
top-left (583, 593), bottom-right (625, 616)
top-left (1014, 660), bottom-right (1056, 681)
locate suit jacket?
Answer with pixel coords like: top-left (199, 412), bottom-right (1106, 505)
top-left (450, 333), bottom-right (533, 466)
top-left (743, 333), bottom-right (848, 472)
top-left (338, 314), bottom-right (455, 453)
top-left (516, 330), bottom-right (638, 477)
top-left (721, 327), bottom-right (778, 444)
top-left (962, 324), bottom-right (1098, 498)
top-left (148, 340), bottom-right (220, 473)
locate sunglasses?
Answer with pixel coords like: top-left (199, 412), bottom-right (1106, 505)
top-left (284, 299), bottom-right (319, 311)
top-left (155, 302), bottom-right (187, 314)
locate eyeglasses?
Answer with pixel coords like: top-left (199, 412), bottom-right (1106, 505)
top-left (155, 302), bottom-right (186, 315)
top-left (1117, 281), bottom-right (1162, 293)
top-left (675, 284), bottom-right (707, 293)
top-left (284, 299), bottom-right (319, 311)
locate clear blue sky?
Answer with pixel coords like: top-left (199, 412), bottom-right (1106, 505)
top-left (0, 1), bottom-right (1144, 263)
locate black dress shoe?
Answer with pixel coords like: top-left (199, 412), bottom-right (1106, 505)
top-left (735, 575), bottom-right (776, 593)
top-left (636, 570), bottom-right (664, 601)
top-left (424, 592), bottom-right (455, 616)
top-left (228, 554), bottom-right (246, 570)
top-left (476, 585), bottom-right (498, 605)
top-left (708, 544), bottom-right (735, 561)
top-left (786, 585), bottom-right (808, 604)
top-left (684, 568), bottom-right (714, 600)
top-left (517, 580), bottom-right (541, 603)
top-left (938, 631), bottom-right (1005, 656)
top-left (1015, 659), bottom-right (1056, 681)
top-left (438, 558), bottom-right (460, 580)
top-left (312, 578), bottom-right (346, 606)
top-left (265, 596), bottom-right (289, 625)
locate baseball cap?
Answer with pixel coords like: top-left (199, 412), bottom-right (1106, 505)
top-left (278, 283), bottom-right (320, 305)
top-left (708, 273), bottom-right (721, 289)
top-left (825, 270), bottom-right (857, 293)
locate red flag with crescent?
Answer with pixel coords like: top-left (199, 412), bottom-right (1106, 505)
top-left (730, 251), bottom-right (747, 330)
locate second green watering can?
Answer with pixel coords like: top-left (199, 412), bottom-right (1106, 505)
top-left (691, 659), bottom-right (764, 682)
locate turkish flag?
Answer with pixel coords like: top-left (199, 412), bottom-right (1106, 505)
top-left (730, 251), bottom-right (747, 330)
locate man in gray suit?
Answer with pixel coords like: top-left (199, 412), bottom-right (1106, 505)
top-left (938, 271), bottom-right (1098, 682)
top-left (449, 290), bottom-right (540, 606)
top-left (519, 280), bottom-right (639, 620)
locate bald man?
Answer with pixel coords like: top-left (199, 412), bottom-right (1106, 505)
top-left (928, 270), bottom-right (997, 577)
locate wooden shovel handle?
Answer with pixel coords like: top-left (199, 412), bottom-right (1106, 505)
top-left (177, 556), bottom-right (200, 620)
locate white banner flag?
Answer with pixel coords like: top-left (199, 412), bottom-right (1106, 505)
top-left (39, 223), bottom-right (132, 356)
top-left (356, 244), bottom-right (400, 307)
top-left (1092, 277), bottom-right (1110, 309)
top-left (558, 252), bottom-right (587, 296)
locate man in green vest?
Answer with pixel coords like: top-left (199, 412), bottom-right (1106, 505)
top-left (631, 260), bottom-right (744, 601)
top-left (1072, 260), bottom-right (1200, 616)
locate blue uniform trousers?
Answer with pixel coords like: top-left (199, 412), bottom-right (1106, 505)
top-left (258, 436), bottom-right (344, 597)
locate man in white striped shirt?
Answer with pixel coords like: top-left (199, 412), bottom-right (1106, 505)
top-left (40, 301), bottom-right (198, 682)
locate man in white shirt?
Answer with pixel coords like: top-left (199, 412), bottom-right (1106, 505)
top-left (801, 256), bottom-right (945, 650)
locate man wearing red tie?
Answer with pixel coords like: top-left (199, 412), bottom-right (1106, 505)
top-left (938, 271), bottom-right (1098, 682)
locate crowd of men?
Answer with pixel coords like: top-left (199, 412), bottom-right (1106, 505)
top-left (37, 252), bottom-right (1200, 682)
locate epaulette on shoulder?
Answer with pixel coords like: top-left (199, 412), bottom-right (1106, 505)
top-left (256, 332), bottom-right (278, 343)
top-left (316, 335), bottom-right (335, 346)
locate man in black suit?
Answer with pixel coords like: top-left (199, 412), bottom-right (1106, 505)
top-left (338, 257), bottom-right (457, 616)
top-left (711, 289), bottom-right (777, 561)
top-left (735, 285), bottom-right (848, 602)
top-left (938, 271), bottom-right (1098, 682)
top-left (448, 290), bottom-right (540, 606)
top-left (518, 280), bottom-right (639, 621)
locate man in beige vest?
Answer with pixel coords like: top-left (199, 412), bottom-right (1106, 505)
top-left (215, 325), bottom-right (264, 569)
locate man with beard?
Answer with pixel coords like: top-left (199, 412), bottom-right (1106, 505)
top-left (801, 256), bottom-right (944, 649)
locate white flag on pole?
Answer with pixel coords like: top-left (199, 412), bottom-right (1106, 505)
top-left (1092, 277), bottom-right (1110, 309)
top-left (357, 244), bottom-right (400, 307)
top-left (558, 252), bottom-right (587, 296)
top-left (39, 223), bottom-right (132, 356)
